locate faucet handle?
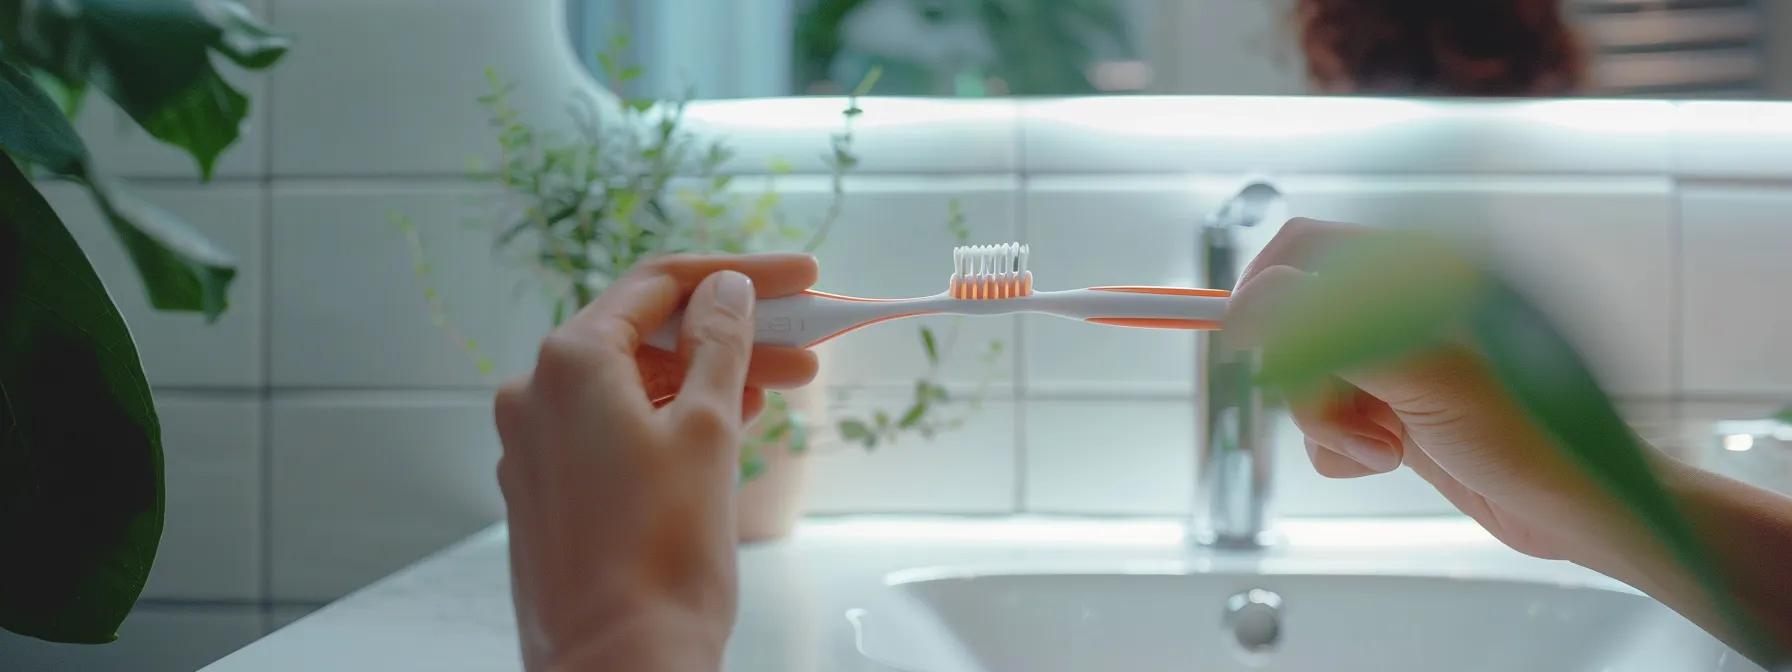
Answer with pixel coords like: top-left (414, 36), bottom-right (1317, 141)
top-left (1207, 181), bottom-right (1284, 229)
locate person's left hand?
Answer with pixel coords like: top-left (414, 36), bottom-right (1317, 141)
top-left (494, 253), bottom-right (820, 671)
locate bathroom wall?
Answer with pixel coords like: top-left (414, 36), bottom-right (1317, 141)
top-left (10, 1), bottom-right (1792, 670)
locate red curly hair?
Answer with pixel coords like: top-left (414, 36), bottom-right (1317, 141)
top-left (1295, 0), bottom-right (1587, 96)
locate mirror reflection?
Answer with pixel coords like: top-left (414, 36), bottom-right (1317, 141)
top-left (569, 0), bottom-right (1777, 100)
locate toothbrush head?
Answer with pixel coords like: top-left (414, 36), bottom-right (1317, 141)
top-left (950, 243), bottom-right (1033, 299)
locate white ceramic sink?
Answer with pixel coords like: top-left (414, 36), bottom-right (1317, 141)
top-left (853, 569), bottom-right (1763, 672)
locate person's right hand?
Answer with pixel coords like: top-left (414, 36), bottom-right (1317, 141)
top-left (1225, 218), bottom-right (1663, 565)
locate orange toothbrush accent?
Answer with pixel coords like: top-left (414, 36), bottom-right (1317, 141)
top-left (1085, 317), bottom-right (1223, 331)
top-left (804, 312), bottom-right (929, 348)
top-left (802, 289), bottom-right (908, 303)
top-left (1089, 286), bottom-right (1231, 298)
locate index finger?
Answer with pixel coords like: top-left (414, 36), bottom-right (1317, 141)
top-left (1236, 218), bottom-right (1365, 290)
top-left (562, 252), bottom-right (821, 364)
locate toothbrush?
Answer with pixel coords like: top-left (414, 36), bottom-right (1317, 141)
top-left (643, 243), bottom-right (1229, 351)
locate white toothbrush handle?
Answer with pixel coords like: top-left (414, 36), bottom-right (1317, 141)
top-left (1024, 287), bottom-right (1230, 326)
top-left (640, 287), bottom-right (1228, 352)
top-left (642, 291), bottom-right (936, 351)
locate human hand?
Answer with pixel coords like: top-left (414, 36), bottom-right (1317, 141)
top-left (493, 254), bottom-right (820, 671)
top-left (1226, 219), bottom-right (1659, 564)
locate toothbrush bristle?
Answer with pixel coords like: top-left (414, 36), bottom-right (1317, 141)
top-left (949, 242), bottom-right (1033, 300)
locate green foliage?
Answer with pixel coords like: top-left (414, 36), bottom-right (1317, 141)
top-left (0, 0), bottom-right (292, 177)
top-left (794, 0), bottom-right (1134, 96)
top-left (831, 204), bottom-right (1002, 451)
top-left (1254, 232), bottom-right (1771, 657)
top-left (405, 44), bottom-right (1002, 476)
top-left (0, 153), bottom-right (163, 644)
top-left (0, 0), bottom-right (282, 643)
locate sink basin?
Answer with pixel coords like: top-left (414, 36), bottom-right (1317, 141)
top-left (852, 569), bottom-right (1762, 672)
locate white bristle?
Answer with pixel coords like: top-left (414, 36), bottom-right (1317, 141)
top-left (950, 243), bottom-right (1028, 281)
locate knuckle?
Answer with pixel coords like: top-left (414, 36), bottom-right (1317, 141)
top-left (689, 314), bottom-right (752, 353)
top-left (526, 335), bottom-right (598, 397)
top-left (495, 455), bottom-right (518, 495)
top-left (678, 402), bottom-right (738, 443)
top-left (535, 332), bottom-right (593, 373)
top-left (492, 382), bottom-right (530, 441)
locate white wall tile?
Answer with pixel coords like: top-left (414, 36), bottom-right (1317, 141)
top-left (269, 183), bottom-right (552, 388)
top-left (270, 394), bottom-right (503, 602)
top-left (793, 176), bottom-right (1021, 389)
top-left (269, 0), bottom-right (599, 176)
top-left (1680, 185), bottom-right (1792, 396)
top-left (686, 98), bottom-right (1019, 175)
top-left (266, 605), bottom-right (320, 634)
top-left (1024, 399), bottom-right (1193, 515)
top-left (144, 395), bottom-right (263, 602)
top-left (805, 392), bottom-right (1017, 514)
top-left (1022, 177), bottom-right (1250, 396)
top-left (45, 182), bottom-right (266, 388)
top-left (1676, 401), bottom-right (1792, 496)
top-left (1022, 98), bottom-right (1675, 176)
top-left (71, 0), bottom-right (272, 179)
top-left (1674, 102), bottom-right (1792, 179)
top-left (0, 604), bottom-right (262, 672)
top-left (1274, 176), bottom-right (1676, 397)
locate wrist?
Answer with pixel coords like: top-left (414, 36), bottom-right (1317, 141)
top-left (541, 603), bottom-right (729, 672)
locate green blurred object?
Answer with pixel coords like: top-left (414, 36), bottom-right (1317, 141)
top-left (1257, 233), bottom-right (1777, 663)
top-left (0, 0), bottom-right (284, 643)
top-left (795, 0), bottom-right (1135, 96)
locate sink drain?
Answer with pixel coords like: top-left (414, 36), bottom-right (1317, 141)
top-left (1223, 588), bottom-right (1283, 654)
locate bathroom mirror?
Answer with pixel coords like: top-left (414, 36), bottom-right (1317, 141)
top-left (567, 0), bottom-right (1784, 100)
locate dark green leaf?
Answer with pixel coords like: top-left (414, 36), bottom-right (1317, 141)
top-left (898, 401), bottom-right (927, 429)
top-left (838, 419), bottom-right (875, 447)
top-left (0, 153), bottom-right (163, 643)
top-left (130, 69), bottom-right (248, 181)
top-left (919, 326), bottom-right (939, 365)
top-left (1774, 407), bottom-right (1792, 426)
top-left (0, 60), bottom-right (89, 175)
top-left (1, 60), bottom-right (236, 319)
top-left (1257, 235), bottom-right (1487, 393)
top-left (200, 0), bottom-right (290, 68)
top-left (29, 66), bottom-right (89, 118)
top-left (87, 179), bottom-right (236, 320)
top-left (0, 0), bottom-right (292, 178)
top-left (1468, 285), bottom-right (1765, 652)
top-left (1246, 230), bottom-right (1766, 655)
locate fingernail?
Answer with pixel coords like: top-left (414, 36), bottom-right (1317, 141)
top-left (1341, 435), bottom-right (1400, 472)
top-left (715, 271), bottom-right (755, 314)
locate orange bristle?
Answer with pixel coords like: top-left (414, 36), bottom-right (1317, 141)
top-left (951, 243), bottom-right (1032, 301)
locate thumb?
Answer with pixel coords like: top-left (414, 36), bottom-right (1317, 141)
top-left (673, 270), bottom-right (757, 416)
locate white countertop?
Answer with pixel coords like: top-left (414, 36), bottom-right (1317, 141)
top-left (202, 516), bottom-right (1626, 672)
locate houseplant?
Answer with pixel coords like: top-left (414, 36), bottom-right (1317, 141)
top-left (400, 40), bottom-right (1002, 540)
top-left (0, 0), bottom-right (286, 643)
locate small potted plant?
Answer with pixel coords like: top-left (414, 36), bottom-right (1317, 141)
top-left (398, 40), bottom-right (1001, 541)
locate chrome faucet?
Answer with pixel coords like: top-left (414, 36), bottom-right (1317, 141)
top-left (1192, 182), bottom-right (1282, 550)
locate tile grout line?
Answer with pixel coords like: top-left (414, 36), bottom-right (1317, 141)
top-left (1011, 109), bottom-right (1029, 515)
top-left (1668, 174), bottom-right (1687, 457)
top-left (258, 0), bottom-right (279, 633)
